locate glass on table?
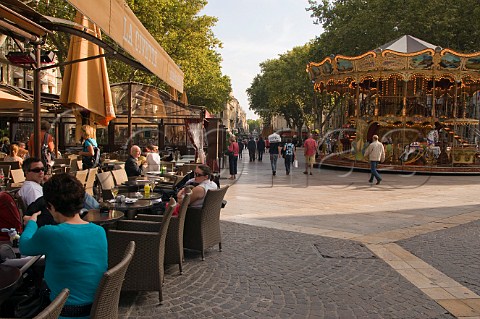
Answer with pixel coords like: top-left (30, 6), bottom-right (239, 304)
top-left (111, 187), bottom-right (119, 198)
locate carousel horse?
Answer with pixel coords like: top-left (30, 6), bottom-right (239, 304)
top-left (427, 129), bottom-right (439, 145)
top-left (399, 142), bottom-right (424, 163)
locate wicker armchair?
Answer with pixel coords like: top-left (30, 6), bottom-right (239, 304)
top-left (183, 185), bottom-right (229, 260)
top-left (90, 241), bottom-right (135, 319)
top-left (137, 188), bottom-right (192, 274)
top-left (33, 288), bottom-right (69, 319)
top-left (107, 198), bottom-right (176, 303)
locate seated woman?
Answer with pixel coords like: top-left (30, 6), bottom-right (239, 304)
top-left (19, 173), bottom-right (107, 318)
top-left (146, 144), bottom-right (161, 172)
top-left (4, 143), bottom-right (24, 166)
top-left (177, 164), bottom-right (218, 208)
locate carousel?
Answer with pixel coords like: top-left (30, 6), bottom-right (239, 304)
top-left (307, 35), bottom-right (480, 173)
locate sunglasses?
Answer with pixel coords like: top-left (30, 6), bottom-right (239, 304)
top-left (29, 167), bottom-right (46, 173)
top-left (194, 172), bottom-right (206, 177)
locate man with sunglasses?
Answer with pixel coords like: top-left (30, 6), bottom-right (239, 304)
top-left (177, 164), bottom-right (218, 208)
top-left (18, 157), bottom-right (47, 208)
top-left (19, 157), bottom-right (99, 226)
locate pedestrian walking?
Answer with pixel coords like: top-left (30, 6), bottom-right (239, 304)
top-left (228, 136), bottom-right (239, 179)
top-left (303, 133), bottom-right (318, 175)
top-left (247, 137), bottom-right (256, 162)
top-left (364, 134), bottom-right (385, 184)
top-left (268, 132), bottom-right (282, 176)
top-left (283, 138), bottom-right (296, 175)
top-left (257, 136), bottom-right (266, 161)
top-left (238, 139), bottom-right (244, 159)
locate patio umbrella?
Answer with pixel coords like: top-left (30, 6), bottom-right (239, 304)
top-left (60, 11), bottom-right (115, 136)
top-left (0, 89), bottom-right (32, 110)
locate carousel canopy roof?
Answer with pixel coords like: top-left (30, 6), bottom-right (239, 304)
top-left (307, 35), bottom-right (480, 86)
top-left (377, 35), bottom-right (438, 53)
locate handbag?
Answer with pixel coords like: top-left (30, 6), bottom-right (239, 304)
top-left (14, 286), bottom-right (51, 318)
top-left (293, 159), bottom-right (298, 168)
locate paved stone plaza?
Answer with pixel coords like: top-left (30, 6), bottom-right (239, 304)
top-left (119, 149), bottom-right (480, 318)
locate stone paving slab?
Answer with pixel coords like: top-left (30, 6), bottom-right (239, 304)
top-left (119, 222), bottom-right (453, 319)
top-left (116, 152), bottom-right (480, 318)
top-left (398, 220), bottom-right (480, 297)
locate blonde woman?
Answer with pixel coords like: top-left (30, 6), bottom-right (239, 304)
top-left (79, 125), bottom-right (98, 169)
top-left (4, 144), bottom-right (23, 166)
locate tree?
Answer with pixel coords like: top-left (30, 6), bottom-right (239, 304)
top-left (248, 44), bottom-right (321, 137)
top-left (120, 0), bottom-right (232, 113)
top-left (247, 119), bottom-right (262, 134)
top-left (307, 0), bottom-right (480, 56)
top-left (34, 0), bottom-right (231, 113)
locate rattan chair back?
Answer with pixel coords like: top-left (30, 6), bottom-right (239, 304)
top-left (90, 241), bottom-right (135, 319)
top-left (137, 188), bottom-right (192, 274)
top-left (33, 288), bottom-right (69, 319)
top-left (107, 198), bottom-right (177, 303)
top-left (183, 185), bottom-right (229, 260)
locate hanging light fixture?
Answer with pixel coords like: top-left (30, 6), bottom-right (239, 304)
top-left (6, 50), bottom-right (56, 65)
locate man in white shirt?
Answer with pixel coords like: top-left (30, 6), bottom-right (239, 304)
top-left (364, 135), bottom-right (385, 185)
top-left (18, 157), bottom-right (45, 207)
top-left (19, 157), bottom-right (99, 226)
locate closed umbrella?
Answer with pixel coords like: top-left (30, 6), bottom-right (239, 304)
top-left (60, 11), bottom-right (115, 139)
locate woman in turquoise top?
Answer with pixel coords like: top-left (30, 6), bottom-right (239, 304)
top-left (79, 124), bottom-right (98, 170)
top-left (20, 173), bottom-right (107, 318)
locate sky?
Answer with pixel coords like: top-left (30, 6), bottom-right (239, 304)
top-left (201, 0), bottom-right (322, 120)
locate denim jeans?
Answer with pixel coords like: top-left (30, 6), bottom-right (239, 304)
top-left (284, 155), bottom-right (293, 174)
top-left (84, 192), bottom-right (99, 209)
top-left (369, 161), bottom-right (382, 182)
top-left (270, 154), bottom-right (279, 172)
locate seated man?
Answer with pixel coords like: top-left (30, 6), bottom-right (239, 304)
top-left (177, 164), bottom-right (218, 208)
top-left (19, 157), bottom-right (99, 226)
top-left (125, 145), bottom-right (145, 177)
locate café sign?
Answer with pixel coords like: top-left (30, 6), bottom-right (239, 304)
top-left (66, 0), bottom-right (184, 92)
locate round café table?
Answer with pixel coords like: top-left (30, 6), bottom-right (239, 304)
top-left (122, 192), bottom-right (162, 200)
top-left (122, 177), bottom-right (154, 191)
top-left (83, 209), bottom-right (125, 225)
top-left (104, 199), bottom-right (157, 219)
top-left (0, 264), bottom-right (21, 306)
top-left (102, 160), bottom-right (126, 171)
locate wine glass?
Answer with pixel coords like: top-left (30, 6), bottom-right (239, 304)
top-left (111, 187), bottom-right (119, 198)
top-left (150, 181), bottom-right (156, 192)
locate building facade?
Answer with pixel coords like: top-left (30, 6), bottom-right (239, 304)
top-left (216, 92), bottom-right (248, 135)
top-left (0, 36), bottom-right (60, 94)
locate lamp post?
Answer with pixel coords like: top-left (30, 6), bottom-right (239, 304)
top-left (33, 45), bottom-right (41, 159)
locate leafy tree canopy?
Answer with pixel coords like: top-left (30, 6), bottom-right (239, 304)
top-left (35, 0), bottom-right (231, 113)
top-left (307, 0), bottom-right (480, 56)
top-left (247, 44), bottom-right (323, 134)
top-left (247, 119), bottom-right (262, 134)
top-left (249, 0), bottom-right (480, 135)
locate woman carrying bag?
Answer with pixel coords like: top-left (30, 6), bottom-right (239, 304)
top-left (79, 125), bottom-right (98, 170)
top-left (227, 136), bottom-right (239, 180)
